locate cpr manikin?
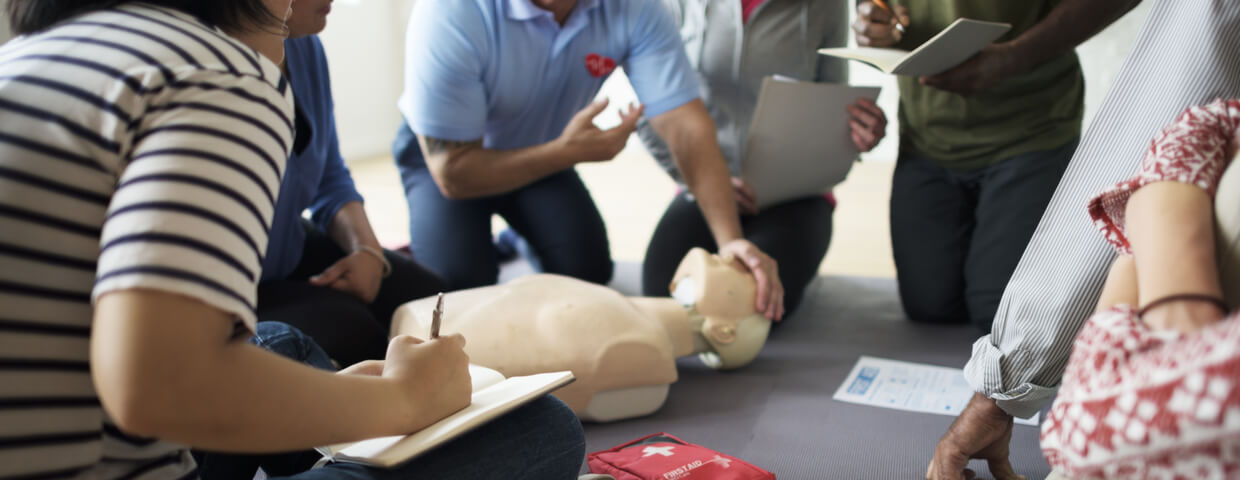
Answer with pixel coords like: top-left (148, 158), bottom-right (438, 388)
top-left (391, 248), bottom-right (770, 422)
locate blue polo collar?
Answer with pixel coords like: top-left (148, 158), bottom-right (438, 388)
top-left (506, 0), bottom-right (600, 23)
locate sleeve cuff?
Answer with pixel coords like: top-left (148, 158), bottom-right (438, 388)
top-left (642, 90), bottom-right (701, 118)
top-left (964, 335), bottom-right (1059, 419)
top-left (406, 119), bottom-right (486, 143)
top-left (310, 192), bottom-right (365, 232)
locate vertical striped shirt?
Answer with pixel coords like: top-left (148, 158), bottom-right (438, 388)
top-left (0, 4), bottom-right (293, 479)
top-left (963, 0), bottom-right (1240, 419)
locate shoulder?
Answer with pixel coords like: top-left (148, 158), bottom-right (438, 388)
top-left (411, 0), bottom-right (492, 35)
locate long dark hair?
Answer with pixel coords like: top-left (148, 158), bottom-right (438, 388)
top-left (7, 0), bottom-right (283, 35)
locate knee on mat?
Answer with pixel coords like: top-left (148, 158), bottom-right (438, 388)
top-left (900, 296), bottom-right (969, 325)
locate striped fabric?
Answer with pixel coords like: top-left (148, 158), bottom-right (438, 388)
top-left (0, 4), bottom-right (292, 479)
top-left (963, 0), bottom-right (1240, 419)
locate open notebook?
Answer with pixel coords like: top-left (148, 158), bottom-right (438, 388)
top-left (818, 18), bottom-right (1010, 76)
top-left (740, 76), bottom-right (880, 209)
top-left (316, 365), bottom-right (575, 468)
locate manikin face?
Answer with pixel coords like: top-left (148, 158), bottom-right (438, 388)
top-left (670, 248), bottom-right (770, 370)
top-left (286, 0), bottom-right (332, 38)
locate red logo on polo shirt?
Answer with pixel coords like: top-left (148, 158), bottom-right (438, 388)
top-left (585, 53), bottom-right (616, 77)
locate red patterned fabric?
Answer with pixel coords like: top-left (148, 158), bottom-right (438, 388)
top-left (1041, 308), bottom-right (1240, 478)
top-left (1087, 99), bottom-right (1240, 255)
top-left (1042, 98), bottom-right (1240, 478)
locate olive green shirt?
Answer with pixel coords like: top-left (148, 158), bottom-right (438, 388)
top-left (897, 0), bottom-right (1083, 171)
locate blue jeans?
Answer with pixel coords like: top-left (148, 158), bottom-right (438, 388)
top-left (394, 124), bottom-right (613, 290)
top-left (196, 323), bottom-right (587, 480)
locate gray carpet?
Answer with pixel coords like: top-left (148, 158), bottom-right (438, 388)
top-left (546, 264), bottom-right (1052, 480)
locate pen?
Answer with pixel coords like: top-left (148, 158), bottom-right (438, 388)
top-left (871, 0), bottom-right (906, 34)
top-left (430, 292), bottom-right (443, 339)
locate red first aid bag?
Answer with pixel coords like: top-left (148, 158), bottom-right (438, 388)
top-left (587, 432), bottom-right (775, 480)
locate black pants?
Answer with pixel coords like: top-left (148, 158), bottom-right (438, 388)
top-left (256, 220), bottom-right (447, 366)
top-left (890, 139), bottom-right (1077, 333)
top-left (641, 193), bottom-right (834, 319)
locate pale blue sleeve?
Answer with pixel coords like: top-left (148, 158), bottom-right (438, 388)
top-left (622, 0), bottom-right (701, 117)
top-left (398, 1), bottom-right (489, 141)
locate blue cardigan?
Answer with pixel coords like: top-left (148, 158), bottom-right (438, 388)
top-left (262, 35), bottom-right (364, 281)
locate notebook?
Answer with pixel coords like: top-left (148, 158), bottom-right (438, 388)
top-left (316, 365), bottom-right (575, 468)
top-left (740, 76), bottom-right (880, 209)
top-left (817, 18), bottom-right (1011, 76)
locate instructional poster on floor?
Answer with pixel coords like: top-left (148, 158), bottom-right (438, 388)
top-left (833, 356), bottom-right (1039, 426)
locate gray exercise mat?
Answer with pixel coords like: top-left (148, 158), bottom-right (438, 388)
top-left (577, 274), bottom-right (1052, 480)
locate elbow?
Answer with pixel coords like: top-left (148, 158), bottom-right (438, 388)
top-left (435, 177), bottom-right (470, 200)
top-left (428, 164), bottom-right (478, 200)
top-left (95, 368), bottom-right (178, 438)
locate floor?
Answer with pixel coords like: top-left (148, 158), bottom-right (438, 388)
top-left (348, 148), bottom-right (898, 279)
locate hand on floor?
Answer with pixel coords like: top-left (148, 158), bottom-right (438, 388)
top-left (926, 393), bottom-right (1025, 480)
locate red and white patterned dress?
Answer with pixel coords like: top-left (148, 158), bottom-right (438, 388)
top-left (1041, 98), bottom-right (1240, 479)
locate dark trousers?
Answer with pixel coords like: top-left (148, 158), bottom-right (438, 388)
top-left (641, 193), bottom-right (834, 319)
top-left (256, 220), bottom-right (447, 367)
top-left (890, 139), bottom-right (1077, 332)
top-left (394, 124), bottom-right (612, 290)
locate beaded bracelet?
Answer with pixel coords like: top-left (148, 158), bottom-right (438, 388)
top-left (355, 245), bottom-right (392, 278)
top-left (1136, 293), bottom-right (1229, 318)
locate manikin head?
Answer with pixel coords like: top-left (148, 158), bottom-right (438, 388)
top-left (669, 248), bottom-right (771, 370)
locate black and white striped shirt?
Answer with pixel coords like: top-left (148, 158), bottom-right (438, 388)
top-left (964, 0), bottom-right (1240, 419)
top-left (0, 4), bottom-right (292, 479)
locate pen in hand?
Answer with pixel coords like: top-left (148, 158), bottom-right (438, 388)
top-left (430, 292), bottom-right (444, 339)
top-left (871, 0), bottom-right (907, 34)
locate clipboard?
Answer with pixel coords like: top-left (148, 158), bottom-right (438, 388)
top-left (741, 77), bottom-right (881, 209)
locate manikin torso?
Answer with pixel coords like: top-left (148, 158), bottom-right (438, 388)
top-left (391, 248), bottom-right (771, 422)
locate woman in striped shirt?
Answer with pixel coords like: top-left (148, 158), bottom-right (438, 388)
top-left (0, 1), bottom-right (585, 479)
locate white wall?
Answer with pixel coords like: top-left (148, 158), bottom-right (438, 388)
top-left (318, 0), bottom-right (416, 160)
top-left (0, 9), bottom-right (10, 44)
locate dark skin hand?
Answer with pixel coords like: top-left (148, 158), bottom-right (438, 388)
top-left (919, 43), bottom-right (1019, 97)
top-left (926, 393), bottom-right (1025, 480)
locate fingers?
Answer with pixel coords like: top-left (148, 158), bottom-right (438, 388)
top-left (309, 261), bottom-right (347, 286)
top-left (731, 177), bottom-right (758, 215)
top-left (615, 102), bottom-right (645, 132)
top-left (570, 98), bottom-right (611, 127)
top-left (737, 247), bottom-right (783, 321)
top-left (987, 458), bottom-right (1024, 480)
top-left (856, 1), bottom-right (892, 23)
top-left (853, 2), bottom-right (902, 47)
top-left (896, 6), bottom-right (911, 28)
top-left (435, 332), bottom-right (467, 350)
top-left (849, 118), bottom-right (877, 151)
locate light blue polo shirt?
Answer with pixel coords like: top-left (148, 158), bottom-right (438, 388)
top-left (398, 0), bottom-right (702, 149)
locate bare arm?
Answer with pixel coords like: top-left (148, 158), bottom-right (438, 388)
top-left (648, 100), bottom-right (742, 246)
top-left (420, 99), bottom-right (643, 199)
top-left (998, 0), bottom-right (1142, 77)
top-left (649, 99), bottom-right (784, 320)
top-left (854, 0), bottom-right (1142, 96)
top-left (92, 290), bottom-right (471, 452)
top-left (309, 201), bottom-right (388, 302)
top-left (1123, 172), bottom-right (1224, 332)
